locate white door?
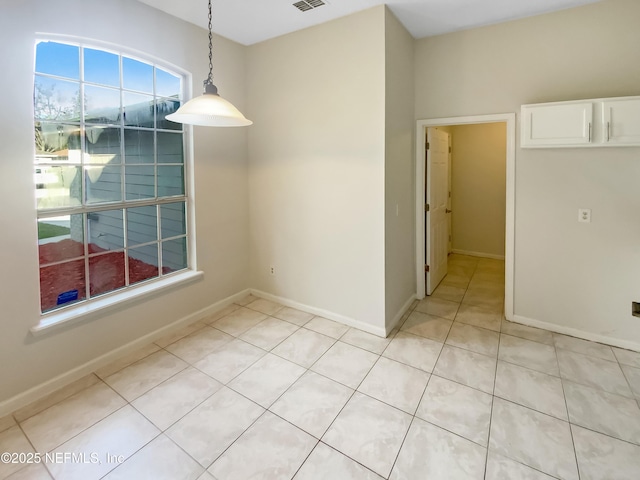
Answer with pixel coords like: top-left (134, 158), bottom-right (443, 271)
top-left (521, 102), bottom-right (593, 147)
top-left (447, 135), bottom-right (453, 254)
top-left (602, 98), bottom-right (640, 145)
top-left (426, 128), bottom-right (449, 295)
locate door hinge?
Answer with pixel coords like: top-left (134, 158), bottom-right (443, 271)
top-left (426, 142), bottom-right (430, 150)
top-left (448, 146), bottom-right (452, 153)
top-left (424, 264), bottom-right (430, 272)
top-left (424, 203), bottom-right (430, 212)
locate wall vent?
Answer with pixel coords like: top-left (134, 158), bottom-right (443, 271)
top-left (293, 0), bottom-right (325, 12)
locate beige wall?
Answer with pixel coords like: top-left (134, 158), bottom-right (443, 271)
top-left (0, 0), bottom-right (250, 404)
top-left (246, 7), bottom-right (388, 332)
top-left (384, 8), bottom-right (416, 328)
top-left (450, 123), bottom-right (506, 258)
top-left (415, 0), bottom-right (640, 345)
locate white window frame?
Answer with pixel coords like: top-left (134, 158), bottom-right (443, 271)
top-left (31, 35), bottom-right (200, 335)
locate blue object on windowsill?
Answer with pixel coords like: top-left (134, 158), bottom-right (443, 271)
top-left (57, 290), bottom-right (79, 305)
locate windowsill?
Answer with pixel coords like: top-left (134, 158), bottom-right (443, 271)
top-left (30, 270), bottom-right (204, 336)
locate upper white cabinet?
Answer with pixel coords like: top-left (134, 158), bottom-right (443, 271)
top-left (521, 96), bottom-right (640, 148)
top-left (602, 98), bottom-right (640, 145)
top-left (522, 102), bottom-right (593, 147)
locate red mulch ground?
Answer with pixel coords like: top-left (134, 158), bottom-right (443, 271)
top-left (39, 239), bottom-right (164, 311)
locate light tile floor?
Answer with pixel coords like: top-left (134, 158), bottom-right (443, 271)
top-left (2, 255), bottom-right (640, 479)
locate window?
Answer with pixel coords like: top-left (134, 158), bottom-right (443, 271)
top-left (34, 40), bottom-right (191, 315)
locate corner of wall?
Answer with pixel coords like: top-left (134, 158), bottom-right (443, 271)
top-left (383, 5), bottom-right (417, 324)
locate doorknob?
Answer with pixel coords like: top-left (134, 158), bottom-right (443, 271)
top-left (446, 209), bottom-right (452, 213)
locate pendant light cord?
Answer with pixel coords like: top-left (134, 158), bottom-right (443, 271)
top-left (165, 0), bottom-right (252, 125)
top-left (207, 0), bottom-right (214, 86)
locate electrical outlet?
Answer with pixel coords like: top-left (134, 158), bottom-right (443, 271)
top-left (269, 265), bottom-right (276, 276)
top-left (578, 208), bottom-right (591, 223)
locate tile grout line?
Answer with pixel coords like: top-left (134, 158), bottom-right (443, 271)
top-left (102, 362), bottom-right (195, 476)
top-left (323, 353), bottom-right (396, 479)
top-left (13, 420), bottom-right (55, 479)
top-left (17, 379), bottom-right (131, 460)
top-left (188, 339), bottom-right (269, 384)
top-left (496, 342), bottom-right (561, 378)
top-left (444, 256), bottom-right (509, 479)
top-left (287, 437), bottom-right (321, 480)
top-left (204, 309), bottom-right (371, 473)
top-left (267, 354), bottom-right (396, 479)
top-left (185, 318), bottom-right (308, 475)
top-left (565, 420), bottom-right (640, 448)
top-left (295, 335), bottom-right (396, 477)
top-left (483, 317), bottom-right (503, 480)
top-left (385, 414), bottom-right (418, 479)
top-left (11, 375), bottom-right (103, 426)
top-left (557, 342), bottom-right (582, 480)
top-left (147, 433), bottom-right (208, 479)
top-left (318, 441), bottom-right (385, 478)
top-left (555, 347), bottom-right (638, 400)
top-left (269, 332), bottom-right (339, 369)
top-left (199, 408), bottom-right (268, 473)
top-left (474, 257), bottom-right (497, 479)
top-left (94, 311), bottom-right (274, 476)
top-left (618, 357), bottom-right (640, 403)
top-left (212, 320), bottom-right (379, 476)
top-left (127, 369), bottom-right (223, 435)
top-left (389, 260), bottom-right (484, 476)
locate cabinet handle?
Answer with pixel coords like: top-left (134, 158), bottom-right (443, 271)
top-left (588, 122), bottom-right (591, 142)
top-left (607, 121), bottom-right (610, 142)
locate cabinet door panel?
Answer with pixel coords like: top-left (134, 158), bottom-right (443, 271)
top-left (521, 103), bottom-right (592, 147)
top-left (603, 99), bottom-right (640, 145)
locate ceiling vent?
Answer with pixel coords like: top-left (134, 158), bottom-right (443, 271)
top-left (293, 0), bottom-right (325, 12)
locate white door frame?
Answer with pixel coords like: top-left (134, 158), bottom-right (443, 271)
top-left (415, 113), bottom-right (516, 320)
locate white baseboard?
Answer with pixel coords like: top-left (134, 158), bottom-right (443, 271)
top-left (0, 289), bottom-right (251, 417)
top-left (385, 294), bottom-right (417, 336)
top-left (1, 288), bottom-right (419, 417)
top-left (251, 289), bottom-right (387, 338)
top-left (511, 314), bottom-right (640, 353)
top-left (451, 249), bottom-right (505, 260)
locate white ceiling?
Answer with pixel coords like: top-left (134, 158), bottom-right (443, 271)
top-left (138, 0), bottom-right (603, 46)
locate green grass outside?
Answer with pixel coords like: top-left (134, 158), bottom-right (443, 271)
top-left (38, 222), bottom-right (71, 240)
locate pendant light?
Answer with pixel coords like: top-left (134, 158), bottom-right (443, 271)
top-left (166, 0), bottom-right (252, 127)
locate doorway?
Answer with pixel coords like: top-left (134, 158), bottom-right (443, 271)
top-left (415, 114), bottom-right (516, 320)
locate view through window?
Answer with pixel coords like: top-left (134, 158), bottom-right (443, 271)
top-left (34, 40), bottom-right (189, 313)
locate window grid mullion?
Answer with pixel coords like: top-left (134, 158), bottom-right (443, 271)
top-left (161, 233), bottom-right (187, 244)
top-left (123, 207), bottom-right (130, 287)
top-left (154, 130), bottom-right (158, 200)
top-left (156, 204), bottom-right (163, 278)
top-left (87, 248), bottom-right (125, 259)
top-left (36, 195), bottom-right (187, 219)
top-left (83, 212), bottom-right (91, 301)
top-left (39, 255), bottom-right (86, 269)
top-left (79, 45), bottom-right (87, 209)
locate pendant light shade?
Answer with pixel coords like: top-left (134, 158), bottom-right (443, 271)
top-left (166, 83), bottom-right (252, 127)
top-left (166, 0), bottom-right (252, 127)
